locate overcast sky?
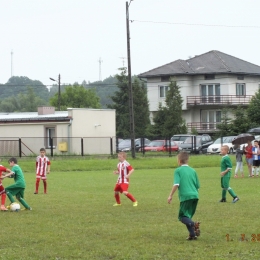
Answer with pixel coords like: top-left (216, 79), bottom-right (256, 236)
top-left (1, 0), bottom-right (260, 86)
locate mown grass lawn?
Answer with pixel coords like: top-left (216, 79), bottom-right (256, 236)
top-left (0, 155), bottom-right (259, 259)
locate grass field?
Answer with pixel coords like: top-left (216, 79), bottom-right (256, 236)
top-left (1, 155), bottom-right (260, 260)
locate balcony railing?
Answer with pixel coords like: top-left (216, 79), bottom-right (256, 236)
top-left (187, 122), bottom-right (220, 132)
top-left (187, 95), bottom-right (252, 106)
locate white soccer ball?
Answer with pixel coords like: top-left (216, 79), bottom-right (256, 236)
top-left (10, 202), bottom-right (21, 212)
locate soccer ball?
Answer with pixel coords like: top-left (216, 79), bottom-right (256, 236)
top-left (10, 202), bottom-right (21, 212)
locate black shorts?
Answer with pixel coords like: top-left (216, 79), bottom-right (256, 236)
top-left (253, 160), bottom-right (260, 167)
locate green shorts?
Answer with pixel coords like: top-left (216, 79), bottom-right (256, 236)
top-left (178, 199), bottom-right (198, 220)
top-left (221, 177), bottom-right (230, 189)
top-left (5, 184), bottom-right (25, 198)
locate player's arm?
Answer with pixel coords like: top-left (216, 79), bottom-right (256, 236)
top-left (168, 184), bottom-right (178, 204)
top-left (125, 167), bottom-right (134, 178)
top-left (47, 161), bottom-right (51, 174)
top-left (1, 171), bottom-right (15, 179)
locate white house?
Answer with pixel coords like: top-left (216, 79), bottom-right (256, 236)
top-left (138, 50), bottom-right (260, 134)
top-left (0, 107), bottom-right (116, 156)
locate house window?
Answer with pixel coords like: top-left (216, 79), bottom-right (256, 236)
top-left (237, 75), bottom-right (244, 80)
top-left (159, 85), bottom-right (168, 98)
top-left (236, 83), bottom-right (246, 96)
top-left (161, 76), bottom-right (170, 82)
top-left (200, 84), bottom-right (220, 102)
top-left (201, 110), bottom-right (221, 130)
top-left (45, 127), bottom-right (56, 148)
top-left (204, 74), bottom-right (215, 80)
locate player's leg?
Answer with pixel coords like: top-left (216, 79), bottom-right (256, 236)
top-left (224, 177), bottom-right (239, 202)
top-left (220, 178), bottom-right (227, 202)
top-left (5, 184), bottom-right (17, 204)
top-left (179, 200), bottom-right (198, 240)
top-left (122, 184), bottom-right (137, 206)
top-left (42, 176), bottom-right (47, 194)
top-left (256, 160), bottom-right (259, 176)
top-left (252, 160), bottom-right (257, 176)
top-left (16, 189), bottom-right (32, 210)
top-left (34, 176), bottom-right (41, 194)
top-left (113, 184), bottom-right (121, 206)
top-left (0, 184), bottom-right (7, 211)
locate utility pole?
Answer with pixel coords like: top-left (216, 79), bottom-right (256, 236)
top-left (98, 57), bottom-right (103, 81)
top-left (58, 74), bottom-right (61, 111)
top-left (11, 50), bottom-right (13, 77)
top-left (126, 1), bottom-right (135, 158)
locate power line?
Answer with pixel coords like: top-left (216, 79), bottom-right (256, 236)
top-left (131, 19), bottom-right (260, 29)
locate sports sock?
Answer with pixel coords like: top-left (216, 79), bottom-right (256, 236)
top-left (6, 192), bottom-right (15, 203)
top-left (181, 217), bottom-right (196, 237)
top-left (228, 188), bottom-right (237, 198)
top-left (17, 197), bottom-right (30, 209)
top-left (35, 179), bottom-right (40, 192)
top-left (115, 193), bottom-right (120, 204)
top-left (222, 189), bottom-right (227, 199)
top-left (1, 193), bottom-right (6, 206)
top-left (43, 180), bottom-right (47, 193)
top-left (126, 193), bottom-right (136, 202)
top-left (256, 168), bottom-right (259, 175)
top-left (252, 168), bottom-right (255, 175)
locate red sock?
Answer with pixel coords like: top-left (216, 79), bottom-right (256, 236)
top-left (43, 180), bottom-right (47, 193)
top-left (115, 193), bottom-right (120, 204)
top-left (35, 179), bottom-right (40, 192)
top-left (126, 193), bottom-right (136, 202)
top-left (1, 193), bottom-right (6, 206)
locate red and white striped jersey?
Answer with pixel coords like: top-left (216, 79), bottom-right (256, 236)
top-left (116, 160), bottom-right (133, 184)
top-left (36, 156), bottom-right (50, 176)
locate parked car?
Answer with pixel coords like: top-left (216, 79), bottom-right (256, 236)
top-left (171, 134), bottom-right (192, 145)
top-left (207, 136), bottom-right (237, 154)
top-left (178, 135), bottom-right (213, 154)
top-left (140, 140), bottom-right (179, 152)
top-left (118, 138), bottom-right (151, 152)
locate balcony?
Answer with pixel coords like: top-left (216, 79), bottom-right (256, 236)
top-left (187, 95), bottom-right (252, 106)
top-left (187, 122), bottom-right (220, 133)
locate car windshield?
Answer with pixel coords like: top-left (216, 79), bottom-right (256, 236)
top-left (148, 141), bottom-right (164, 147)
top-left (184, 137), bottom-right (202, 144)
top-left (214, 137), bottom-right (232, 144)
top-left (119, 140), bottom-right (131, 146)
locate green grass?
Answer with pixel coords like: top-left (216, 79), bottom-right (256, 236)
top-left (1, 156), bottom-right (259, 259)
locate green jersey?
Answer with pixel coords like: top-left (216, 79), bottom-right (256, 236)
top-left (173, 165), bottom-right (200, 202)
top-left (11, 165), bottom-right (26, 188)
top-left (221, 155), bottom-right (232, 177)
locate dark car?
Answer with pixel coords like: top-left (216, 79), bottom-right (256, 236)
top-left (178, 134), bottom-right (213, 154)
top-left (117, 138), bottom-right (151, 152)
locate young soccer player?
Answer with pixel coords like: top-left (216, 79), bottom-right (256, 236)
top-left (219, 145), bottom-right (239, 203)
top-left (0, 165), bottom-right (13, 211)
top-left (252, 140), bottom-right (260, 177)
top-left (113, 152), bottom-right (138, 207)
top-left (34, 148), bottom-right (51, 194)
top-left (1, 157), bottom-right (32, 210)
top-left (167, 152), bottom-right (200, 240)
top-left (244, 140), bottom-right (253, 177)
top-left (234, 148), bottom-right (244, 178)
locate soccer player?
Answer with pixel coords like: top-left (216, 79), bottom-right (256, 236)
top-left (244, 140), bottom-right (253, 177)
top-left (113, 151), bottom-right (138, 207)
top-left (34, 148), bottom-right (51, 194)
top-left (252, 140), bottom-right (260, 177)
top-left (0, 164), bottom-right (13, 211)
top-left (167, 152), bottom-right (200, 240)
top-left (219, 145), bottom-right (239, 203)
top-left (1, 157), bottom-right (32, 210)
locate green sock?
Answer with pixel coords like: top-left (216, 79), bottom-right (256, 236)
top-left (222, 189), bottom-right (227, 199)
top-left (6, 192), bottom-right (15, 203)
top-left (228, 189), bottom-right (237, 198)
top-left (18, 198), bottom-right (30, 209)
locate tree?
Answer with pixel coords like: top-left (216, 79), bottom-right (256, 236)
top-left (247, 89), bottom-right (260, 127)
top-left (49, 85), bottom-right (101, 110)
top-left (108, 68), bottom-right (151, 138)
top-left (152, 79), bottom-right (187, 138)
top-left (229, 106), bottom-right (251, 135)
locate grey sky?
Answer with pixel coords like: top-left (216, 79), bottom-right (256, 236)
top-left (1, 0), bottom-right (260, 86)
